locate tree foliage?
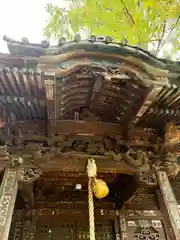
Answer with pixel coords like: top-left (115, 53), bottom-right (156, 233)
top-left (44, 4), bottom-right (74, 40)
top-left (44, 0), bottom-right (180, 57)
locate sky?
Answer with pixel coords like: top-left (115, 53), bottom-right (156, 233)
top-left (0, 0), bottom-right (68, 53)
top-left (0, 1), bottom-right (179, 60)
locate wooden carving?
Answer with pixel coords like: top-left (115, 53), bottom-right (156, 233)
top-left (18, 168), bottom-right (42, 183)
top-left (163, 122), bottom-right (180, 153)
top-left (1, 36), bottom-right (180, 240)
top-left (124, 148), bottom-right (149, 171)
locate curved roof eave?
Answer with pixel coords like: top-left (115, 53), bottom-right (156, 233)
top-left (3, 35), bottom-right (180, 77)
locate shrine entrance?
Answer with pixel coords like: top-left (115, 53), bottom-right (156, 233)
top-left (9, 203), bottom-right (171, 240)
top-left (9, 209), bottom-right (117, 240)
top-left (35, 216), bottom-right (115, 240)
top-left (7, 170), bottom-right (180, 240)
top-left (0, 32), bottom-right (180, 240)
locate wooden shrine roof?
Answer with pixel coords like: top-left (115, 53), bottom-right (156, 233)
top-left (0, 35), bottom-right (179, 170)
top-left (0, 67), bottom-right (179, 127)
top-left (0, 35), bottom-right (180, 127)
top-left (3, 35), bottom-right (180, 75)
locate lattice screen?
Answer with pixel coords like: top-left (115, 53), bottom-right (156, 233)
top-left (77, 222), bottom-right (115, 240)
top-left (35, 219), bottom-right (115, 240)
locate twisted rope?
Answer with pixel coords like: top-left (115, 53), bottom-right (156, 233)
top-left (88, 178), bottom-right (95, 240)
top-left (87, 159), bottom-right (97, 240)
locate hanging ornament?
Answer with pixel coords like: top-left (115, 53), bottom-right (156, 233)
top-left (165, 122), bottom-right (180, 143)
top-left (92, 179), bottom-right (109, 199)
top-left (163, 122), bottom-right (180, 153)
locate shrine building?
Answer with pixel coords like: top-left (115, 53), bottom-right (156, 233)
top-left (0, 35), bottom-right (180, 240)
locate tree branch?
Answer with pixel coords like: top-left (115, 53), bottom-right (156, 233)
top-left (120, 0), bottom-right (135, 25)
top-left (155, 20), bottom-right (167, 55)
top-left (158, 16), bottom-right (180, 52)
top-left (138, 38), bottom-right (162, 44)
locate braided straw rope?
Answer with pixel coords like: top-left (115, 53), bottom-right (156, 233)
top-left (88, 177), bottom-right (95, 240)
top-left (87, 159), bottom-right (97, 240)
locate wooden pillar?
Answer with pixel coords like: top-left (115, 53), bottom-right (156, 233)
top-left (119, 208), bottom-right (128, 240)
top-left (114, 217), bottom-right (121, 240)
top-left (0, 168), bottom-right (18, 240)
top-left (156, 171), bottom-right (180, 240)
top-left (44, 72), bottom-right (56, 124)
top-left (43, 72), bottom-right (56, 143)
top-left (22, 210), bottom-right (36, 240)
top-left (19, 183), bottom-right (34, 208)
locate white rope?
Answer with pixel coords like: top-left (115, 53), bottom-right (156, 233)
top-left (87, 159), bottom-right (97, 240)
top-left (88, 177), bottom-right (95, 240)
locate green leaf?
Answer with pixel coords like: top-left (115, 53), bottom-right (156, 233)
top-left (44, 0), bottom-right (180, 57)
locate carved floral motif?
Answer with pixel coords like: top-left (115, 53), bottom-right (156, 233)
top-left (134, 226), bottom-right (160, 240)
top-left (135, 147), bottom-right (180, 186)
top-left (0, 121), bottom-right (179, 189)
top-left (125, 148), bottom-right (149, 170)
top-left (135, 171), bottom-right (157, 187)
top-left (18, 168), bottom-right (42, 183)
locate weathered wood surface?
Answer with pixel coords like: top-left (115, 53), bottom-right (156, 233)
top-left (10, 189), bottom-right (176, 240)
top-left (122, 190), bottom-right (172, 240)
top-left (0, 168), bottom-right (18, 240)
top-left (0, 153), bottom-right (136, 174)
top-left (19, 183), bottom-right (34, 208)
top-left (156, 190), bottom-right (175, 240)
top-left (157, 171), bottom-right (180, 240)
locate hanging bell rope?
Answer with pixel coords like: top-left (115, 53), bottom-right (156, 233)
top-left (87, 158), bottom-right (97, 240)
top-left (87, 158), bottom-right (109, 240)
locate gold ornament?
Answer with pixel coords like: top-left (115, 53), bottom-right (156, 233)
top-left (92, 179), bottom-right (109, 199)
top-left (164, 123), bottom-right (180, 152)
top-left (165, 123), bottom-right (180, 142)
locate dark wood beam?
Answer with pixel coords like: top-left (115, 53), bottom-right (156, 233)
top-left (44, 73), bottom-right (56, 127)
top-left (89, 76), bottom-right (104, 111)
top-left (133, 85), bottom-right (166, 124)
top-left (19, 183), bottom-right (34, 208)
top-left (80, 108), bottom-right (97, 121)
top-left (25, 153), bottom-right (135, 174)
